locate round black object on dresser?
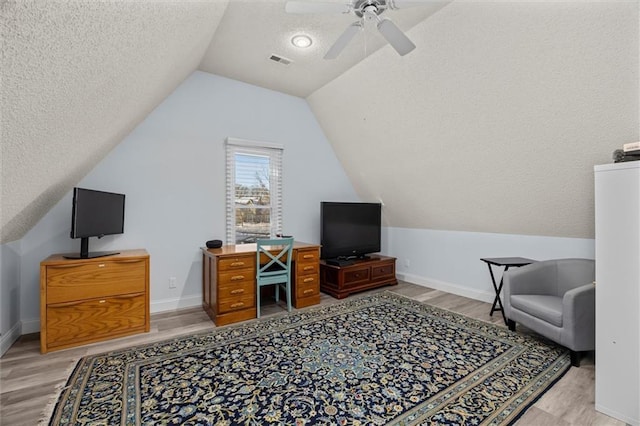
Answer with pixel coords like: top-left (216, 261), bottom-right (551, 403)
top-left (206, 239), bottom-right (223, 249)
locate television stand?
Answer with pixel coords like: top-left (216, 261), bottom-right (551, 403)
top-left (320, 254), bottom-right (397, 299)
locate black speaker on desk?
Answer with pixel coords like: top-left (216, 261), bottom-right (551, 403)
top-left (206, 239), bottom-right (223, 249)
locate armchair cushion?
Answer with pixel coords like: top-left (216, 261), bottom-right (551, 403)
top-left (510, 295), bottom-right (563, 327)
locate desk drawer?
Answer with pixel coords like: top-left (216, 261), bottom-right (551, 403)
top-left (297, 249), bottom-right (319, 264)
top-left (46, 260), bottom-right (146, 304)
top-left (297, 262), bottom-right (318, 276)
top-left (218, 281), bottom-right (254, 299)
top-left (218, 295), bottom-right (255, 314)
top-left (46, 293), bottom-right (146, 349)
top-left (296, 274), bottom-right (319, 298)
top-left (219, 270), bottom-right (255, 287)
top-left (218, 256), bottom-right (255, 271)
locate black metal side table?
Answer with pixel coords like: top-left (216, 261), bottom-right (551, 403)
top-left (480, 257), bottom-right (535, 325)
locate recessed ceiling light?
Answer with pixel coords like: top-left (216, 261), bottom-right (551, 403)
top-left (291, 34), bottom-right (312, 48)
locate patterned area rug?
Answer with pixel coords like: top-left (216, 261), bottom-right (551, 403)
top-left (47, 292), bottom-right (570, 425)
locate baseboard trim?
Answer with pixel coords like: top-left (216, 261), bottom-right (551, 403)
top-left (151, 294), bottom-right (202, 313)
top-left (0, 322), bottom-right (22, 356)
top-left (595, 404), bottom-right (639, 426)
top-left (397, 272), bottom-right (495, 304)
top-left (21, 318), bottom-right (41, 335)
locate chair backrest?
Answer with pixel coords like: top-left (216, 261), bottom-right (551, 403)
top-left (256, 238), bottom-right (294, 280)
top-left (555, 258), bottom-right (595, 295)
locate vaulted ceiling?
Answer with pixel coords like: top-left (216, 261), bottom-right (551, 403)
top-left (1, 0), bottom-right (448, 244)
top-left (2, 0), bottom-right (638, 244)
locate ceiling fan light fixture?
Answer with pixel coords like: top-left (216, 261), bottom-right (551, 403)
top-left (291, 34), bottom-right (313, 48)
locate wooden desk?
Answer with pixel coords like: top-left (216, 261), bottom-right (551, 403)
top-left (202, 242), bottom-right (320, 326)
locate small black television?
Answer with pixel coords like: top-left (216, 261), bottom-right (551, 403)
top-left (320, 201), bottom-right (381, 260)
top-left (65, 187), bottom-right (125, 259)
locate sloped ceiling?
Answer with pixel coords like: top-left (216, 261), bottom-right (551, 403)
top-left (308, 1), bottom-right (638, 238)
top-left (1, 0), bottom-right (448, 244)
top-left (1, 0), bottom-right (229, 243)
top-left (2, 0), bottom-right (638, 244)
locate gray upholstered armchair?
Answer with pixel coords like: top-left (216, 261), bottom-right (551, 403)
top-left (503, 258), bottom-right (595, 367)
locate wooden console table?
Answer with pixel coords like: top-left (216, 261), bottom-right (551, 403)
top-left (320, 254), bottom-right (397, 299)
top-left (40, 249), bottom-right (150, 353)
top-left (202, 241), bottom-right (320, 326)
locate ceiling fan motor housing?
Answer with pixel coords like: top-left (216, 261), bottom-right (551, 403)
top-left (354, 0), bottom-right (387, 18)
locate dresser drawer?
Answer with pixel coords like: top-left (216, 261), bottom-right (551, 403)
top-left (46, 293), bottom-right (146, 349)
top-left (218, 295), bottom-right (255, 314)
top-left (217, 281), bottom-right (254, 299)
top-left (372, 262), bottom-right (395, 279)
top-left (46, 259), bottom-right (146, 304)
top-left (218, 256), bottom-right (255, 271)
top-left (343, 267), bottom-right (371, 286)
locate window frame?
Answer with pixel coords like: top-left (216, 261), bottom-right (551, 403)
top-left (225, 137), bottom-right (283, 245)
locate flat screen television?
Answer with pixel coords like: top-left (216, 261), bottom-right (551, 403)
top-left (66, 187), bottom-right (125, 259)
top-left (320, 201), bottom-right (381, 260)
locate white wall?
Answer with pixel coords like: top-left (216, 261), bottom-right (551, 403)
top-left (12, 71), bottom-right (359, 337)
top-left (1, 241), bottom-right (22, 354)
top-left (386, 226), bottom-right (594, 302)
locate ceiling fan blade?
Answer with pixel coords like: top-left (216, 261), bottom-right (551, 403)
top-left (377, 18), bottom-right (416, 56)
top-left (387, 0), bottom-right (439, 9)
top-left (324, 22), bottom-right (362, 60)
top-left (285, 1), bottom-right (351, 14)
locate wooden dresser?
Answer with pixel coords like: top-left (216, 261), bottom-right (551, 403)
top-left (40, 249), bottom-right (150, 353)
top-left (320, 254), bottom-right (397, 299)
top-left (202, 242), bottom-right (320, 326)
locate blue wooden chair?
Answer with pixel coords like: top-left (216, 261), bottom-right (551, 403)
top-left (256, 237), bottom-right (294, 318)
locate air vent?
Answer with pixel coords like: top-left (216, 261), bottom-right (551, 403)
top-left (269, 54), bottom-right (292, 65)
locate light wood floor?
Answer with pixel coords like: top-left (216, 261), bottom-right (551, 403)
top-left (0, 282), bottom-right (623, 426)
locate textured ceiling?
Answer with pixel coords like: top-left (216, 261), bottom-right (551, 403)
top-left (1, 0), bottom-right (448, 244)
top-left (1, 0), bottom-right (229, 243)
top-left (3, 1), bottom-right (635, 245)
top-left (199, 0), bottom-right (450, 97)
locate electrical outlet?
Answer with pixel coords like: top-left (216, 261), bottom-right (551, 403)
top-left (169, 277), bottom-right (177, 289)
top-left (404, 259), bottom-right (410, 268)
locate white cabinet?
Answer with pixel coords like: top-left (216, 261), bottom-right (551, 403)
top-left (594, 161), bottom-right (640, 426)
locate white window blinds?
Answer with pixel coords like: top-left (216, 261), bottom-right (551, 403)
top-left (225, 138), bottom-right (283, 244)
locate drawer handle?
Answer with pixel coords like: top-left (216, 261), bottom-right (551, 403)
top-left (230, 302), bottom-right (245, 308)
top-left (303, 266), bottom-right (314, 271)
top-left (230, 275), bottom-right (245, 281)
top-left (98, 264), bottom-right (106, 268)
top-left (230, 289), bottom-right (245, 295)
top-left (49, 263), bottom-right (81, 269)
top-left (303, 277), bottom-right (314, 283)
top-left (303, 289), bottom-right (315, 295)
top-left (47, 300), bottom-right (85, 308)
top-left (99, 300), bottom-right (106, 303)
top-left (302, 255), bottom-right (314, 259)
top-left (114, 259), bottom-right (145, 264)
top-left (230, 262), bottom-right (245, 267)
top-left (114, 293), bottom-right (144, 299)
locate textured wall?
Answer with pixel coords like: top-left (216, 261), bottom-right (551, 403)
top-left (308, 1), bottom-right (639, 238)
top-left (1, 0), bottom-right (228, 243)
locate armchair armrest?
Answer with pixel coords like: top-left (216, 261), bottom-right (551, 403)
top-left (562, 282), bottom-right (596, 351)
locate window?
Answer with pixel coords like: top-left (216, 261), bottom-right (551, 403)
top-left (225, 138), bottom-right (283, 244)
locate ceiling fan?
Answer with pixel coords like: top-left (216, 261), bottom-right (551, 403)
top-left (285, 0), bottom-right (427, 59)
